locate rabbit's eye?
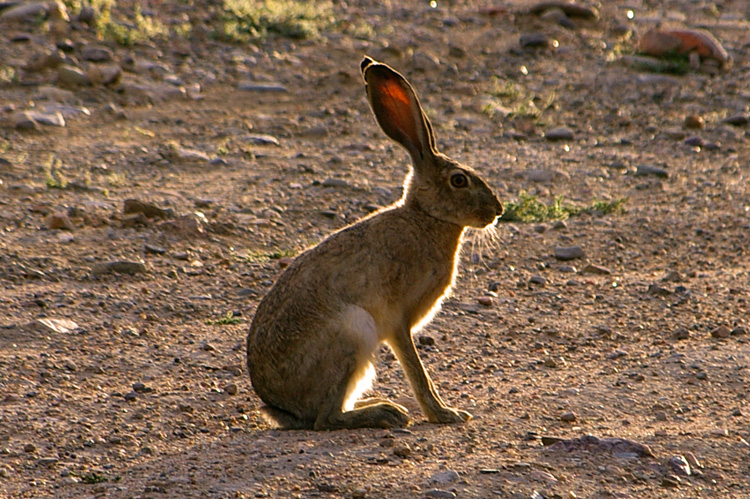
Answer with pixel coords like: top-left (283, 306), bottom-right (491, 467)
top-left (450, 172), bottom-right (468, 189)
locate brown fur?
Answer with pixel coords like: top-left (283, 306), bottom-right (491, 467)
top-left (246, 57), bottom-right (503, 430)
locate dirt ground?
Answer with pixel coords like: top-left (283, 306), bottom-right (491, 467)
top-left (1, 0), bottom-right (749, 498)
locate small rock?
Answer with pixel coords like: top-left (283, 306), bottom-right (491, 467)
top-left (57, 65), bottom-right (90, 86)
top-left (28, 110), bottom-right (66, 127)
top-left (45, 212), bottom-right (75, 230)
top-left (0, 2), bottom-right (49, 21)
top-left (668, 455), bottom-right (691, 476)
top-left (430, 470), bottom-right (460, 485)
top-left (529, 275), bottom-right (546, 286)
top-left (237, 81), bottom-right (287, 93)
top-left (671, 327), bottom-right (690, 340)
top-left (635, 164), bottom-right (668, 178)
top-left (520, 32), bottom-right (550, 49)
top-left (124, 199), bottom-right (170, 219)
top-left (731, 326), bottom-right (747, 336)
top-left (545, 126), bottom-right (574, 141)
top-left (661, 270), bottom-right (683, 282)
top-left (554, 245), bottom-right (584, 260)
top-left (418, 335), bottom-right (435, 346)
top-left (393, 444), bottom-right (411, 458)
top-left (661, 475), bottom-right (681, 488)
top-left (477, 296), bottom-right (493, 307)
top-left (413, 50), bottom-right (441, 71)
top-left (37, 457), bottom-right (59, 467)
top-left (223, 383), bottom-right (238, 396)
top-left (81, 45), bottom-right (113, 62)
top-left (560, 411), bottom-right (577, 422)
top-left (683, 452), bottom-right (702, 470)
top-left (86, 64), bottom-right (121, 86)
top-left (23, 443), bottom-right (37, 453)
top-left (425, 490), bottom-right (456, 499)
top-left (530, 1), bottom-right (599, 20)
top-left (322, 177), bottom-right (349, 188)
top-left (648, 283), bottom-right (673, 296)
top-left (144, 244), bottom-right (166, 255)
top-left (246, 134), bottom-right (280, 146)
top-left (581, 263), bottom-right (611, 275)
top-left (12, 111), bottom-right (39, 130)
top-left (92, 260), bottom-right (148, 276)
top-left (722, 115), bottom-right (748, 127)
top-left (684, 136), bottom-right (705, 147)
top-left (684, 115), bottom-right (704, 129)
top-left (24, 318), bottom-right (79, 334)
top-left (168, 144), bottom-right (211, 162)
top-left (124, 391), bottom-right (138, 402)
top-left (711, 325), bottom-right (731, 338)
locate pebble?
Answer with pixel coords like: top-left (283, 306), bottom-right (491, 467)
top-left (57, 65), bottom-right (90, 86)
top-left (0, 1), bottom-right (50, 21)
top-left (430, 469), bottom-right (460, 484)
top-left (45, 212), bottom-right (75, 230)
top-left (683, 451), bottom-right (702, 470)
top-left (545, 126), bottom-right (575, 141)
top-left (722, 114), bottom-right (748, 126)
top-left (671, 327), bottom-right (690, 340)
top-left (23, 443), bottom-right (36, 453)
top-left (684, 115), bottom-right (704, 129)
top-left (91, 260), bottom-right (148, 276)
top-left (684, 136), bottom-right (704, 147)
top-left (86, 64), bottom-right (121, 86)
top-left (246, 134), bottom-right (280, 146)
top-left (661, 475), bottom-right (681, 488)
top-left (81, 45), bottom-right (114, 62)
top-left (425, 490), bottom-right (456, 499)
top-left (529, 275), bottom-right (546, 286)
top-left (581, 263), bottom-right (611, 275)
top-left (321, 177), bottom-right (349, 188)
top-left (668, 455), bottom-right (691, 476)
top-left (530, 1), bottom-right (599, 20)
top-left (560, 411), bottom-right (577, 422)
top-left (124, 199), bottom-right (170, 219)
top-left (237, 81), bottom-right (288, 93)
top-left (393, 444), bottom-right (411, 458)
top-left (648, 283), bottom-right (673, 296)
top-left (519, 32), bottom-right (550, 49)
top-left (223, 383), bottom-right (238, 395)
top-left (477, 296), bottom-right (493, 307)
top-left (635, 164), bottom-right (668, 178)
top-left (554, 245), bottom-right (584, 260)
top-left (710, 325), bottom-right (731, 338)
top-left (24, 318), bottom-right (79, 334)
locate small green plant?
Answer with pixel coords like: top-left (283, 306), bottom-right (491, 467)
top-left (206, 311), bottom-right (242, 326)
top-left (499, 191), bottom-right (627, 223)
top-left (484, 78), bottom-right (556, 120)
top-left (219, 0), bottom-right (333, 43)
top-left (246, 248), bottom-right (296, 262)
top-left (43, 157), bottom-right (69, 189)
top-left (92, 2), bottom-right (168, 46)
top-left (79, 472), bottom-right (108, 484)
top-left (106, 172), bottom-right (126, 187)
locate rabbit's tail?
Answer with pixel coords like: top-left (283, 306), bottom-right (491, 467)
top-left (259, 405), bottom-right (314, 430)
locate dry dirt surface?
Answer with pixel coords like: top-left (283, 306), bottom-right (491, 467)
top-left (1, 0), bottom-right (749, 498)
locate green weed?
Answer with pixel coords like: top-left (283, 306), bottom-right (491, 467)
top-left (219, 0), bottom-right (333, 43)
top-left (206, 311), bottom-right (242, 326)
top-left (500, 191), bottom-right (627, 223)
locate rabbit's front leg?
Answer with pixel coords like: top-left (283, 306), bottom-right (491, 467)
top-left (389, 327), bottom-right (472, 424)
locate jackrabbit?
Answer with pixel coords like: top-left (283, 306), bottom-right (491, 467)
top-left (246, 56), bottom-right (503, 430)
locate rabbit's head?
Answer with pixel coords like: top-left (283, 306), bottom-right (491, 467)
top-left (361, 56), bottom-right (503, 229)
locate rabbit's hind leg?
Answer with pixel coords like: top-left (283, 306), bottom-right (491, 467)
top-left (313, 374), bottom-right (410, 430)
top-left (312, 307), bottom-right (410, 430)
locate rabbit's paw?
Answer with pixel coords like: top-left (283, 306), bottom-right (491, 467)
top-left (380, 404), bottom-right (411, 428)
top-left (429, 407), bottom-right (472, 424)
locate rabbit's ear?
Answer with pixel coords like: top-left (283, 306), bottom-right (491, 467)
top-left (361, 57), bottom-right (437, 161)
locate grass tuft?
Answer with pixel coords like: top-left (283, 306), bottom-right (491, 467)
top-left (206, 311), bottom-right (242, 326)
top-left (219, 0), bottom-right (333, 43)
top-left (500, 191), bottom-right (627, 223)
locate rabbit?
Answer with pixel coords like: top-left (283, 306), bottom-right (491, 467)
top-left (246, 56), bottom-right (503, 430)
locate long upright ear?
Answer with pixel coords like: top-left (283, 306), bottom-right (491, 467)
top-left (361, 56), bottom-right (437, 161)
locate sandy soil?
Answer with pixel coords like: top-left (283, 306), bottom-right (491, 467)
top-left (1, 1), bottom-right (748, 498)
